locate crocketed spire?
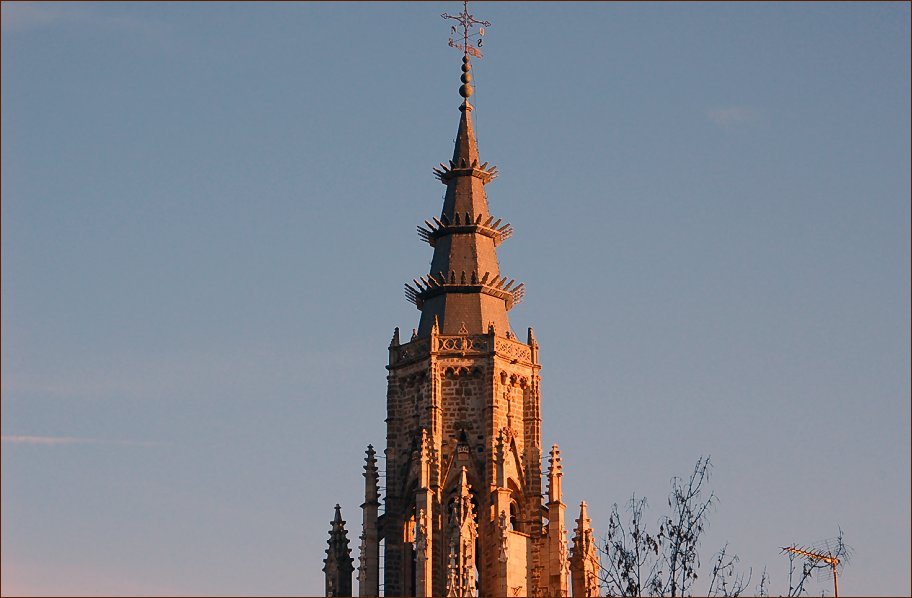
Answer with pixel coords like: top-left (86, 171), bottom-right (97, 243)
top-left (407, 55), bottom-right (523, 336)
top-left (323, 504), bottom-right (354, 597)
top-left (570, 501), bottom-right (602, 597)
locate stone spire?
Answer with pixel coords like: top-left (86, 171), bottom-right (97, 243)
top-left (446, 467), bottom-right (478, 597)
top-left (415, 429), bottom-right (435, 597)
top-left (407, 53), bottom-right (523, 336)
top-left (570, 501), bottom-right (602, 597)
top-left (358, 446), bottom-right (380, 597)
top-left (324, 504), bottom-right (354, 597)
top-left (547, 444), bottom-right (569, 596)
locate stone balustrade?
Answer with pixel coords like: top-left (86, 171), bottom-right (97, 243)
top-left (390, 333), bottom-right (534, 366)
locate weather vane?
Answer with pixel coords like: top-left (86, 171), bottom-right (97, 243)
top-left (442, 0), bottom-right (491, 60)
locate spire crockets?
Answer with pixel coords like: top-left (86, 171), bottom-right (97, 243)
top-left (570, 501), bottom-right (602, 597)
top-left (446, 467), bottom-right (478, 597)
top-left (323, 504), bottom-right (354, 597)
top-left (358, 446), bottom-right (379, 597)
top-left (407, 5), bottom-right (524, 336)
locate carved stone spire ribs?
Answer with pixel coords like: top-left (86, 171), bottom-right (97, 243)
top-left (405, 270), bottom-right (525, 310)
top-left (433, 159), bottom-right (499, 184)
top-left (417, 213), bottom-right (513, 247)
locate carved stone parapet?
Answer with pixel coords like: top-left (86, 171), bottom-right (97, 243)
top-left (436, 334), bottom-right (489, 354)
top-left (495, 337), bottom-right (534, 364)
top-left (390, 333), bottom-right (537, 367)
top-left (389, 337), bottom-right (432, 367)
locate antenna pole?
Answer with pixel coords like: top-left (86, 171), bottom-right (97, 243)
top-left (782, 546), bottom-right (840, 598)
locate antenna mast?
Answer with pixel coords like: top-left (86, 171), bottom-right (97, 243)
top-left (782, 545), bottom-right (841, 597)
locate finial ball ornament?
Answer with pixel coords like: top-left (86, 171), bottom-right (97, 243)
top-left (459, 84), bottom-right (474, 98)
top-left (461, 73), bottom-right (472, 84)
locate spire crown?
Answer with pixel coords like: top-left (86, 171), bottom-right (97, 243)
top-left (408, 1), bottom-right (520, 336)
top-left (549, 444), bottom-right (563, 473)
top-left (575, 501), bottom-right (590, 531)
top-left (442, 0), bottom-right (491, 108)
top-left (548, 444), bottom-right (564, 503)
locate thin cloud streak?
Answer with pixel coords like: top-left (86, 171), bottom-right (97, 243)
top-left (1, 435), bottom-right (167, 447)
top-left (0, 2), bottom-right (174, 50)
top-left (707, 106), bottom-right (760, 126)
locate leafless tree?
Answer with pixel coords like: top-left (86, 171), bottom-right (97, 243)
top-left (656, 455), bottom-right (716, 596)
top-left (599, 456), bottom-right (732, 597)
top-left (706, 543), bottom-right (751, 597)
top-left (598, 457), bottom-right (850, 597)
top-left (755, 567), bottom-right (770, 597)
top-left (600, 495), bottom-right (661, 596)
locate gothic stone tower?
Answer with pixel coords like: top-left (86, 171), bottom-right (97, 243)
top-left (326, 6), bottom-right (600, 597)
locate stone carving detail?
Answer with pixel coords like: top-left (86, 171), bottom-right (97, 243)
top-left (395, 333), bottom-right (537, 362)
top-left (497, 510), bottom-right (509, 563)
top-left (438, 335), bottom-right (489, 353)
top-left (415, 508), bottom-right (428, 554)
top-left (445, 468), bottom-right (478, 598)
top-left (356, 536), bottom-right (367, 585)
top-left (495, 339), bottom-right (532, 362)
top-left (395, 337), bottom-right (431, 363)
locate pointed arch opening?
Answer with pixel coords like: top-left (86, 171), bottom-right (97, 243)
top-left (507, 478), bottom-right (526, 534)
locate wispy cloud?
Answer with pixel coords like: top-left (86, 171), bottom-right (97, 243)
top-left (1, 2), bottom-right (172, 47)
top-left (2, 435), bottom-right (89, 446)
top-left (707, 106), bottom-right (760, 127)
top-left (2, 435), bottom-right (166, 447)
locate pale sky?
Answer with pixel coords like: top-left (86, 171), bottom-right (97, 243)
top-left (2, 2), bottom-right (910, 596)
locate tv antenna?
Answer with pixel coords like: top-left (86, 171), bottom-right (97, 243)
top-left (782, 535), bottom-right (851, 598)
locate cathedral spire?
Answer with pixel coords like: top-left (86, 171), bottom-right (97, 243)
top-left (407, 4), bottom-right (525, 336)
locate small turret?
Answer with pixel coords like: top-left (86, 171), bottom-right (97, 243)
top-left (570, 501), bottom-right (601, 597)
top-left (323, 504), bottom-right (354, 597)
top-left (358, 446), bottom-right (380, 597)
top-left (546, 445), bottom-right (569, 596)
top-left (446, 467), bottom-right (478, 597)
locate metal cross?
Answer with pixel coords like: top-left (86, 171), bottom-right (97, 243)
top-left (442, 0), bottom-right (491, 59)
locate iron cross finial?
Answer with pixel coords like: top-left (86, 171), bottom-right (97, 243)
top-left (442, 1), bottom-right (491, 103)
top-left (442, 0), bottom-right (491, 60)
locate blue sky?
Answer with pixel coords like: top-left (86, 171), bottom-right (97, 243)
top-left (2, 2), bottom-right (909, 596)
